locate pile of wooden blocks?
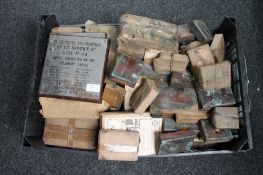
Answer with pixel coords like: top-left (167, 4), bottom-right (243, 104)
top-left (39, 14), bottom-right (240, 161)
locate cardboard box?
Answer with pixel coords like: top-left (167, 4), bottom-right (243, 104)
top-left (98, 129), bottom-right (139, 161)
top-left (43, 118), bottom-right (98, 150)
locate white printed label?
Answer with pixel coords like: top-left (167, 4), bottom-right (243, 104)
top-left (105, 144), bottom-right (137, 153)
top-left (86, 84), bottom-right (101, 92)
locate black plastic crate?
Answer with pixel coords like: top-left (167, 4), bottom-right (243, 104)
top-left (22, 14), bottom-right (252, 157)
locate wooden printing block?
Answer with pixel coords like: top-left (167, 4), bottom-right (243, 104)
top-left (51, 26), bottom-right (84, 33)
top-left (119, 14), bottom-right (179, 54)
top-left (124, 77), bottom-right (144, 110)
top-left (139, 62), bottom-right (160, 79)
top-left (192, 135), bottom-right (216, 149)
top-left (98, 129), bottom-right (139, 161)
top-left (120, 14), bottom-right (178, 37)
top-left (211, 107), bottom-right (239, 129)
top-left (149, 74), bottom-right (169, 89)
top-left (187, 44), bottom-right (215, 68)
top-left (117, 35), bottom-right (179, 57)
top-left (144, 49), bottom-right (161, 64)
top-left (150, 86), bottom-right (198, 114)
top-left (85, 24), bottom-right (120, 81)
top-left (175, 111), bottom-right (208, 124)
top-left (111, 54), bottom-right (142, 87)
top-left (153, 52), bottom-right (172, 74)
top-left (130, 78), bottom-right (159, 114)
top-left (189, 20), bottom-right (213, 43)
top-left (197, 61), bottom-right (231, 90)
top-left (163, 118), bottom-right (199, 134)
top-left (43, 118), bottom-right (98, 150)
top-left (39, 97), bottom-right (109, 119)
top-left (117, 36), bottom-right (146, 59)
top-left (180, 41), bottom-right (203, 54)
top-left (102, 83), bottom-right (125, 110)
top-left (198, 120), bottom-right (234, 143)
top-left (151, 101), bottom-right (208, 120)
top-left (175, 118), bottom-right (200, 124)
top-left (210, 34), bottom-right (225, 63)
top-left (151, 113), bottom-right (174, 118)
top-left (170, 54), bottom-right (189, 73)
top-left (158, 130), bottom-right (196, 155)
top-left (177, 24), bottom-right (195, 43)
top-left (170, 71), bottom-right (194, 88)
top-left (196, 87), bottom-right (236, 110)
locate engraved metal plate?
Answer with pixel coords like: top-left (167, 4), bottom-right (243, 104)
top-left (39, 35), bottom-right (109, 102)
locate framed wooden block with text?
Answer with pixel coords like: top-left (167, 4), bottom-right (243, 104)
top-left (39, 35), bottom-right (110, 103)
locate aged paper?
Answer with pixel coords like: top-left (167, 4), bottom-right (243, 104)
top-left (101, 112), bottom-right (162, 156)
